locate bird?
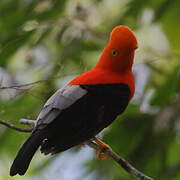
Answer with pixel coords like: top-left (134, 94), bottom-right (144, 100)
top-left (10, 25), bottom-right (138, 176)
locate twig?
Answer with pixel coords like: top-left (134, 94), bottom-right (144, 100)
top-left (0, 119), bottom-right (33, 132)
top-left (0, 119), bottom-right (155, 180)
top-left (85, 140), bottom-right (155, 180)
top-left (0, 76), bottom-right (62, 90)
top-left (20, 119), bottom-right (36, 126)
top-left (0, 80), bottom-right (46, 90)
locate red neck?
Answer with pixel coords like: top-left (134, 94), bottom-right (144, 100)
top-left (69, 68), bottom-right (135, 99)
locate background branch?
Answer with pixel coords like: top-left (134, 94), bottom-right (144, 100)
top-left (0, 119), bottom-right (155, 180)
top-left (0, 119), bottom-right (32, 132)
top-left (0, 75), bottom-right (62, 90)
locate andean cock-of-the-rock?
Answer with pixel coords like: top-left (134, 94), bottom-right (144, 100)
top-left (10, 25), bottom-right (138, 176)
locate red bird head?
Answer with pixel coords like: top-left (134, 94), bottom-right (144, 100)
top-left (70, 25), bottom-right (138, 98)
top-left (96, 25), bottom-right (138, 73)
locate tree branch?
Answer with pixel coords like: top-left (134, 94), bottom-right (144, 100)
top-left (85, 140), bottom-right (154, 180)
top-left (0, 119), bottom-right (155, 180)
top-left (20, 119), bottom-right (36, 126)
top-left (0, 119), bottom-right (33, 132)
top-left (0, 76), bottom-right (62, 90)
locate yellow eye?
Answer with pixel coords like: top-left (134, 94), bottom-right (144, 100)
top-left (111, 50), bottom-right (119, 56)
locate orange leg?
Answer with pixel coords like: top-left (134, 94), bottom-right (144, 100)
top-left (93, 137), bottom-right (111, 160)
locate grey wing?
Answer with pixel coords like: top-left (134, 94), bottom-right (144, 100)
top-left (35, 85), bottom-right (87, 129)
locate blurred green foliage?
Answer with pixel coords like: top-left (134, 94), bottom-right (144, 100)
top-left (0, 0), bottom-right (179, 180)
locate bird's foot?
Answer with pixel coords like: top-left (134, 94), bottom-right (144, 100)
top-left (93, 137), bottom-right (111, 160)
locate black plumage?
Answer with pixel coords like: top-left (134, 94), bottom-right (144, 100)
top-left (10, 83), bottom-right (130, 176)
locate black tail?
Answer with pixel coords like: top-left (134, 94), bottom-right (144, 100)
top-left (10, 132), bottom-right (44, 176)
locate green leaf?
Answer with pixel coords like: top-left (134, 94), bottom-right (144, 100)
top-left (150, 67), bottom-right (179, 107)
top-left (0, 30), bottom-right (35, 66)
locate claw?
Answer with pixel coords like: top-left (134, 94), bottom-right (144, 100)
top-left (97, 150), bottom-right (110, 160)
top-left (93, 137), bottom-right (111, 160)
